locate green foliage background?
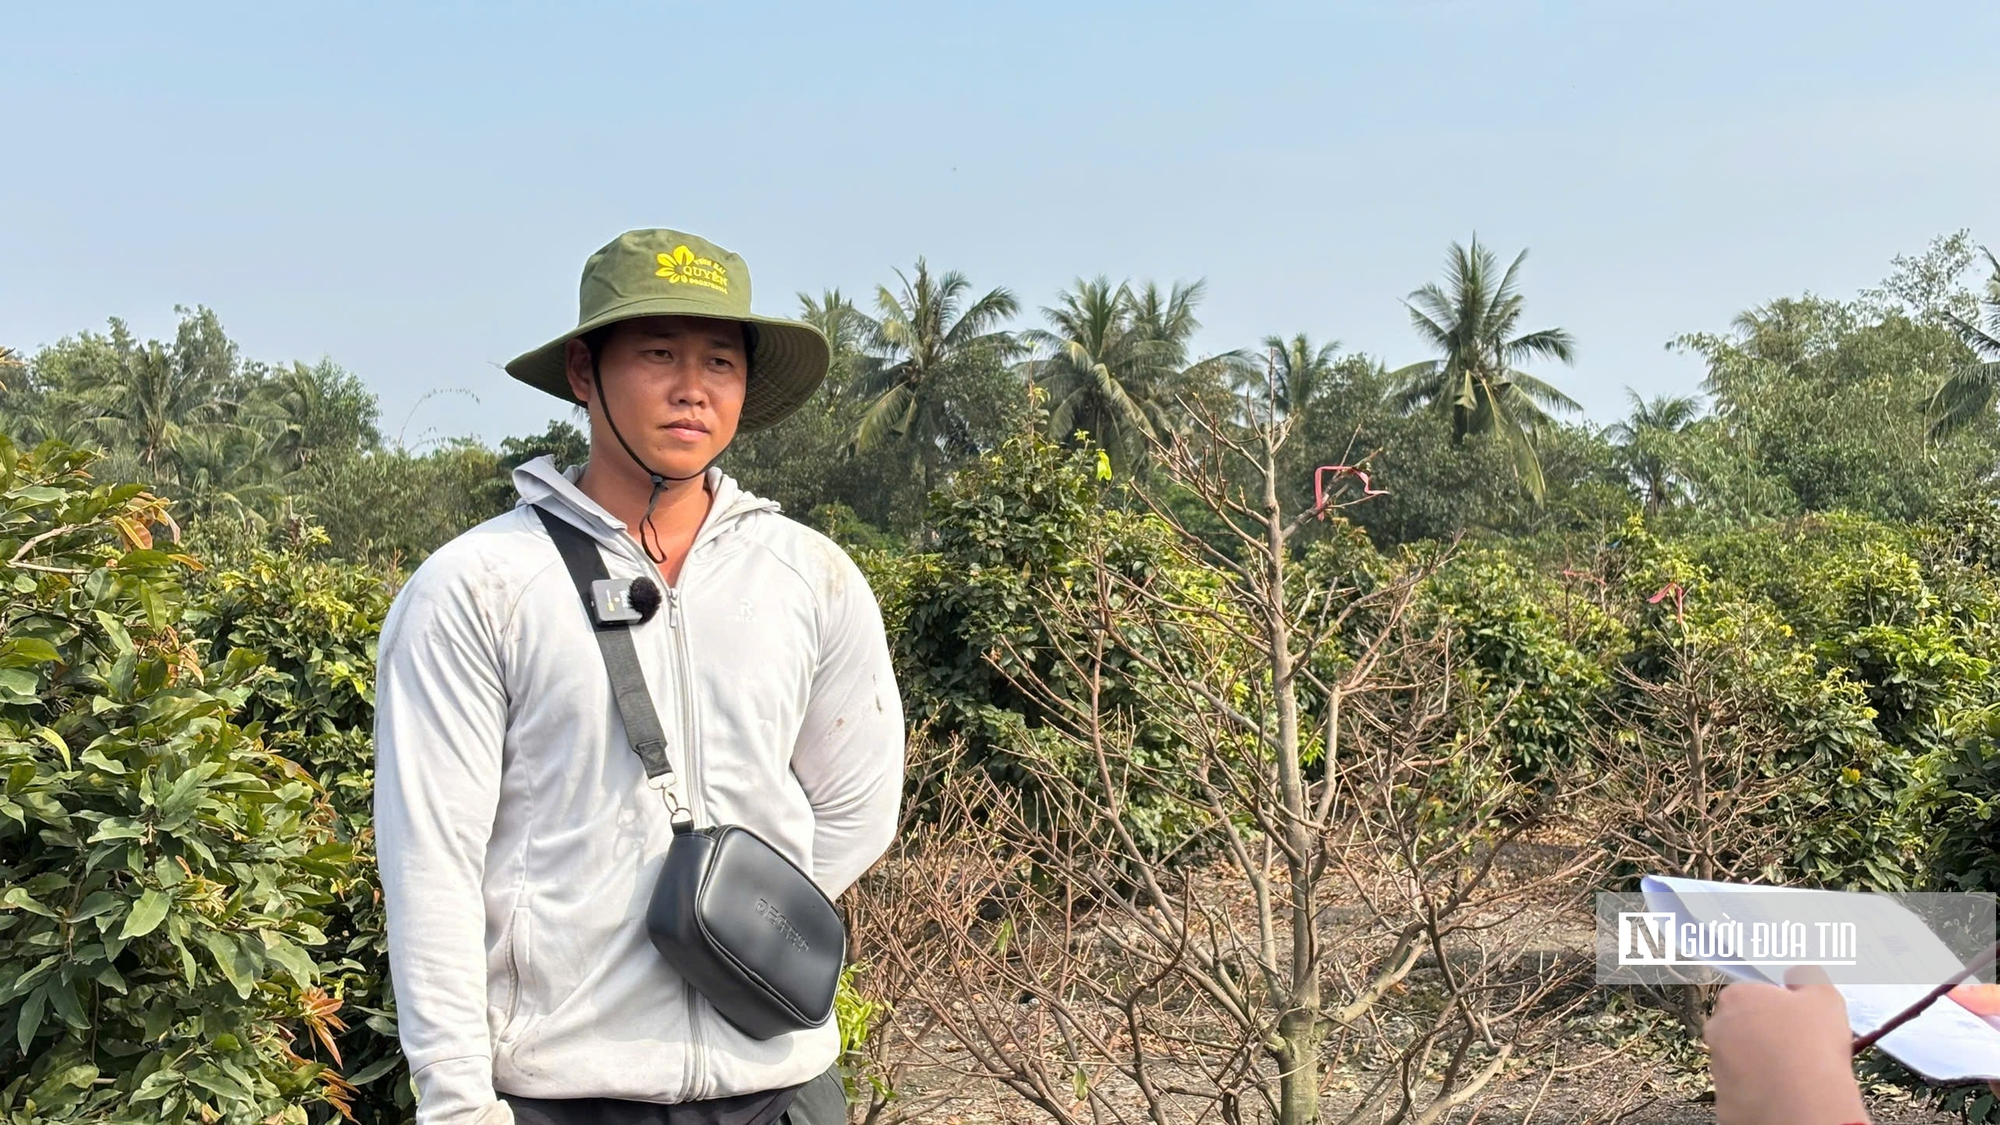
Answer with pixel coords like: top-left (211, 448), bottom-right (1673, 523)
top-left (1, 231), bottom-right (1998, 1119)
top-left (0, 439), bottom-right (355, 1124)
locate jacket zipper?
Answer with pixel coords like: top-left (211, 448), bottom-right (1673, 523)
top-left (666, 585), bottom-right (704, 826)
top-left (605, 531), bottom-right (708, 1101)
top-left (665, 582), bottom-right (707, 1100)
top-left (597, 497), bottom-right (773, 1100)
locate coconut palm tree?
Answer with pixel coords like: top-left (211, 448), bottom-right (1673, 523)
top-left (1390, 237), bottom-right (1579, 501)
top-left (799, 288), bottom-right (877, 370)
top-left (795, 288), bottom-right (880, 412)
top-left (1126, 279), bottom-right (1203, 376)
top-left (854, 260), bottom-right (1019, 495)
top-left (1255, 333), bottom-right (1344, 421)
top-left (1606, 390), bottom-right (1702, 512)
top-left (170, 424), bottom-right (288, 525)
top-left (1129, 279), bottom-right (1245, 428)
top-left (69, 322), bottom-right (242, 487)
top-left (248, 360), bottom-right (382, 474)
top-left (1028, 278), bottom-right (1236, 468)
top-left (1026, 278), bottom-right (1168, 467)
top-left (1926, 247), bottom-right (2000, 440)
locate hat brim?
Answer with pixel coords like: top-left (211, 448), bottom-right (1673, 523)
top-left (504, 297), bottom-right (831, 433)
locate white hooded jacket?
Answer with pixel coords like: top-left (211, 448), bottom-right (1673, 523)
top-left (372, 457), bottom-right (905, 1124)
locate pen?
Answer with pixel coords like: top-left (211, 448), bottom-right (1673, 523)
top-left (1852, 941), bottom-right (2000, 1056)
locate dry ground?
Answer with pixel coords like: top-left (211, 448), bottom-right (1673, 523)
top-left (856, 980), bottom-right (1975, 1125)
top-left (848, 831), bottom-right (1983, 1125)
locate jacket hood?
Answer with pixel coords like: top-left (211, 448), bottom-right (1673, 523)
top-left (510, 456), bottom-right (780, 550)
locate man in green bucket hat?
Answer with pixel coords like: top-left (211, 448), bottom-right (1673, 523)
top-left (374, 230), bottom-right (906, 1125)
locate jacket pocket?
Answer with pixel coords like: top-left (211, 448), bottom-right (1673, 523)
top-left (497, 906), bottom-right (533, 1044)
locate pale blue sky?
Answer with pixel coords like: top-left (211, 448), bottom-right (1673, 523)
top-left (4, 2), bottom-right (1996, 446)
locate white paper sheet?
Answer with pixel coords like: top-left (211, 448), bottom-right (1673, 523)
top-left (1640, 875), bottom-right (2000, 1083)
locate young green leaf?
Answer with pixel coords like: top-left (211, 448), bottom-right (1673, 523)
top-left (119, 887), bottom-right (172, 939)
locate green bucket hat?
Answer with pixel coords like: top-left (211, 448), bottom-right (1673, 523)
top-left (505, 229), bottom-right (830, 432)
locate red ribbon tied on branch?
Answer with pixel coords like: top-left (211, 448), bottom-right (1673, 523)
top-left (1647, 581), bottom-right (1687, 623)
top-left (1314, 464), bottom-right (1388, 518)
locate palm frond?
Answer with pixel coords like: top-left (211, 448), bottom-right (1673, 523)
top-left (852, 358), bottom-right (910, 400)
top-left (1128, 278), bottom-right (1206, 359)
top-left (1385, 360), bottom-right (1445, 414)
top-left (941, 287), bottom-right (1020, 349)
top-left (1090, 361), bottom-right (1157, 442)
top-left (1945, 310), bottom-right (2000, 361)
top-left (1494, 382), bottom-right (1560, 436)
top-left (1924, 247), bottom-right (2000, 440)
top-left (1635, 391), bottom-right (1701, 432)
top-left (853, 383), bottom-right (916, 452)
top-left (1504, 368), bottom-right (1582, 413)
top-left (1489, 391), bottom-right (1548, 502)
top-left (1505, 327), bottom-right (1576, 366)
top-left (798, 288), bottom-right (877, 357)
top-left (1046, 393), bottom-right (1077, 443)
top-left (872, 284), bottom-right (916, 354)
top-left (1403, 289), bottom-right (1457, 349)
top-left (1927, 359), bottom-right (2000, 440)
top-left (1485, 246), bottom-right (1530, 333)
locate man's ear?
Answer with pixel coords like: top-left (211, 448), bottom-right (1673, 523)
top-left (564, 338), bottom-right (596, 406)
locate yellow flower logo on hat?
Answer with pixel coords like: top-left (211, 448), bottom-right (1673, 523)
top-left (656, 246), bottom-right (729, 294)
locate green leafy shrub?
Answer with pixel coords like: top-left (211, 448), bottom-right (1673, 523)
top-left (1915, 501), bottom-right (2000, 894)
top-left (1610, 516), bottom-right (1927, 889)
top-left (1932, 703), bottom-right (2000, 893)
top-left (1417, 547), bottom-right (1619, 779)
top-left (1671, 512), bottom-right (2000, 886)
top-left (882, 428), bottom-right (1220, 851)
top-left (286, 443), bottom-right (505, 569)
top-left (0, 438), bottom-right (354, 1124)
top-left (193, 527), bottom-right (405, 1122)
top-left (890, 429), bottom-right (1113, 752)
top-left (888, 430), bottom-right (1163, 761)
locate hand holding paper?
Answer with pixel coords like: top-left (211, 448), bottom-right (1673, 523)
top-left (1706, 965), bottom-right (1871, 1125)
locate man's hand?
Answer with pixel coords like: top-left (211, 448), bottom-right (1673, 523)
top-left (1706, 965), bottom-right (1868, 1125)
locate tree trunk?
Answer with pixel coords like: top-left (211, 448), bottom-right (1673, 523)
top-left (1263, 434), bottom-right (1320, 1125)
top-left (1276, 1006), bottom-right (1324, 1125)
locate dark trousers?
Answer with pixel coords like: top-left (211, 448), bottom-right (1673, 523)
top-left (501, 1067), bottom-right (844, 1125)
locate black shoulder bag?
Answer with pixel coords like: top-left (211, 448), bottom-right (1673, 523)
top-left (536, 507), bottom-right (846, 1040)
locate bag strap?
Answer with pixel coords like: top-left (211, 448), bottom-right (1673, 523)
top-left (534, 505), bottom-right (692, 827)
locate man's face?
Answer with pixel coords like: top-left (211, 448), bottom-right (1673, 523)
top-left (566, 315), bottom-right (748, 481)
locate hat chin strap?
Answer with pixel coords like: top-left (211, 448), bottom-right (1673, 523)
top-left (591, 355), bottom-right (714, 567)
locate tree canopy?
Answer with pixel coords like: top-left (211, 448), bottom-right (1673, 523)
top-left (4, 231), bottom-right (1998, 563)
